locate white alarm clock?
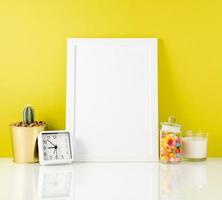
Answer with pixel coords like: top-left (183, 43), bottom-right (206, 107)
top-left (38, 130), bottom-right (73, 165)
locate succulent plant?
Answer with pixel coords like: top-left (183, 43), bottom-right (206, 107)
top-left (23, 105), bottom-right (34, 125)
top-left (10, 105), bottom-right (47, 127)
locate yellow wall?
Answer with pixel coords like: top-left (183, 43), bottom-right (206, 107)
top-left (0, 0), bottom-right (222, 157)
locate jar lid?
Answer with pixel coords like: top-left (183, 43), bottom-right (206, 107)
top-left (160, 116), bottom-right (181, 128)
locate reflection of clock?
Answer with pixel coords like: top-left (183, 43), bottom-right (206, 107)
top-left (38, 131), bottom-right (73, 165)
top-left (42, 172), bottom-right (71, 198)
top-left (38, 166), bottom-right (74, 200)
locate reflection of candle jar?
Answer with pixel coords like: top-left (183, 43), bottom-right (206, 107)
top-left (182, 131), bottom-right (208, 161)
top-left (160, 117), bottom-right (182, 164)
top-left (181, 162), bottom-right (208, 188)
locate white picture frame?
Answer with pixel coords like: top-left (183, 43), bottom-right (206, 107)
top-left (66, 38), bottom-right (158, 162)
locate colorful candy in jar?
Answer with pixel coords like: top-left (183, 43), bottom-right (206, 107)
top-left (160, 116), bottom-right (182, 163)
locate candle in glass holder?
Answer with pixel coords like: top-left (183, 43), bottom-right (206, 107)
top-left (182, 131), bottom-right (208, 161)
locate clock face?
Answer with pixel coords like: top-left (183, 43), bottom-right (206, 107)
top-left (41, 132), bottom-right (72, 161)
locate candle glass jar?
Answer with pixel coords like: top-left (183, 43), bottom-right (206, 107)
top-left (160, 117), bottom-right (182, 164)
top-left (182, 130), bottom-right (208, 161)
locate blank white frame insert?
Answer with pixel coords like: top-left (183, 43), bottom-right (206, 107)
top-left (66, 38), bottom-right (158, 162)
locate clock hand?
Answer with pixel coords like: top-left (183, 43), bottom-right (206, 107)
top-left (48, 146), bottom-right (55, 149)
top-left (47, 139), bottom-right (55, 147)
top-left (55, 145), bottom-right (58, 159)
top-left (53, 145), bottom-right (58, 154)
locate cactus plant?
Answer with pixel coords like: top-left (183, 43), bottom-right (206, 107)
top-left (10, 105), bottom-right (47, 127)
top-left (10, 105), bottom-right (47, 163)
top-left (23, 105), bottom-right (34, 125)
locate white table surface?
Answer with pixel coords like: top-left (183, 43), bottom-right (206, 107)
top-left (0, 158), bottom-right (222, 200)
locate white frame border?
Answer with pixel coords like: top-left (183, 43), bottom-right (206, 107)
top-left (66, 38), bottom-right (158, 162)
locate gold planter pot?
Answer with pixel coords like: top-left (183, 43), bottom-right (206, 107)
top-left (10, 125), bottom-right (46, 164)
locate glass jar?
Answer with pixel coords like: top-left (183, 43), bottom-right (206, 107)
top-left (160, 116), bottom-right (182, 164)
top-left (182, 130), bottom-right (208, 161)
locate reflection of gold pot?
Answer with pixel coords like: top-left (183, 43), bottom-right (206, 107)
top-left (10, 163), bottom-right (39, 200)
top-left (10, 126), bottom-right (46, 163)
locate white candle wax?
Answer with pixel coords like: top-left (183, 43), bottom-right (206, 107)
top-left (182, 137), bottom-right (208, 159)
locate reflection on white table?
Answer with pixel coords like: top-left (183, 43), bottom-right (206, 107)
top-left (73, 163), bottom-right (159, 200)
top-left (1, 159), bottom-right (222, 200)
top-left (159, 162), bottom-right (208, 200)
top-left (38, 165), bottom-right (74, 200)
top-left (9, 163), bottom-right (38, 200)
top-left (37, 162), bottom-right (159, 200)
